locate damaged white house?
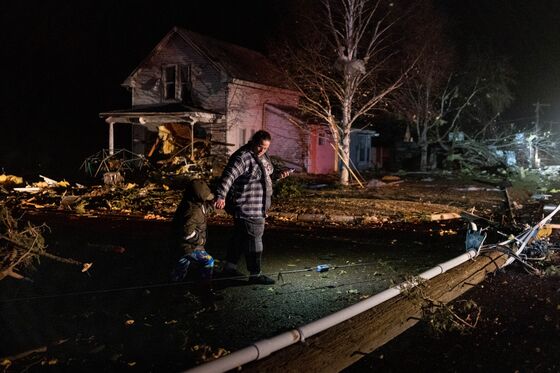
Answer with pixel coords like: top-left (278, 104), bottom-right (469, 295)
top-left (98, 26), bottom-right (336, 175)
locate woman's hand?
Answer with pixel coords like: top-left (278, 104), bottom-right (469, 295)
top-left (280, 169), bottom-right (295, 179)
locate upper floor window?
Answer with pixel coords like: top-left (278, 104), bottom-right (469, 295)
top-left (180, 65), bottom-right (192, 104)
top-left (163, 65), bottom-right (177, 100)
top-left (162, 64), bottom-right (192, 102)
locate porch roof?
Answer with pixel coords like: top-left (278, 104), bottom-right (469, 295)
top-left (99, 103), bottom-right (223, 130)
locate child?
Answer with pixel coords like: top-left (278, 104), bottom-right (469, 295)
top-left (170, 179), bottom-right (216, 301)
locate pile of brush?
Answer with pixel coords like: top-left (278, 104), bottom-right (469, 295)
top-left (0, 205), bottom-right (48, 280)
top-left (0, 206), bottom-right (91, 281)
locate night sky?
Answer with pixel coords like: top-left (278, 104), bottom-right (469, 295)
top-left (443, 0), bottom-right (560, 124)
top-left (2, 1), bottom-right (560, 179)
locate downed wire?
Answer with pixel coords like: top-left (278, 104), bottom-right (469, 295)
top-left (0, 269), bottom-right (388, 304)
top-left (479, 244), bottom-right (541, 275)
top-left (276, 262), bottom-right (382, 283)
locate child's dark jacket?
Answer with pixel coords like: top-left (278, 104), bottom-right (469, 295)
top-left (171, 179), bottom-right (214, 253)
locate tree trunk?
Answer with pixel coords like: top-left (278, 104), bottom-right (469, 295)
top-left (420, 142), bottom-right (429, 172)
top-left (340, 133), bottom-right (350, 185)
top-left (340, 102), bottom-right (352, 185)
top-left (415, 120), bottom-right (429, 172)
top-left (244, 250), bottom-right (508, 373)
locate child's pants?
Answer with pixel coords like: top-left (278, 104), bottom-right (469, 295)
top-left (171, 249), bottom-right (214, 282)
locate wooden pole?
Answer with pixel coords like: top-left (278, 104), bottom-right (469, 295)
top-left (243, 250), bottom-right (508, 372)
top-left (330, 143), bottom-right (365, 188)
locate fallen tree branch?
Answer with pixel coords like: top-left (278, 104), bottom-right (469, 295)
top-left (1, 206), bottom-right (92, 281)
top-left (1, 346), bottom-right (47, 362)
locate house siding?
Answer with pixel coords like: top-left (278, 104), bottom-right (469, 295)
top-left (308, 126), bottom-right (336, 174)
top-left (264, 107), bottom-right (307, 170)
top-left (225, 82), bottom-right (299, 152)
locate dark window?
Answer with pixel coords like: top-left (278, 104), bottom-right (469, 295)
top-left (318, 131), bottom-right (325, 145)
top-left (163, 65), bottom-right (176, 100)
top-left (180, 65), bottom-right (192, 104)
top-left (357, 134), bottom-right (369, 162)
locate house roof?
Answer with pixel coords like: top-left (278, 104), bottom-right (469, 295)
top-left (124, 26), bottom-right (292, 90)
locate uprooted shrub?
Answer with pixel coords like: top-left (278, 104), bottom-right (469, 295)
top-left (274, 177), bottom-right (304, 199)
top-left (0, 205), bottom-right (48, 280)
top-left (0, 206), bottom-right (92, 281)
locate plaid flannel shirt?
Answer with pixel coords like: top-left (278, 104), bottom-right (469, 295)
top-left (216, 144), bottom-right (273, 219)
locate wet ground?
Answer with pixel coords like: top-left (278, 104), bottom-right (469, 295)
top-left (0, 214), bottom-right (466, 371)
top-left (2, 174), bottom-right (560, 371)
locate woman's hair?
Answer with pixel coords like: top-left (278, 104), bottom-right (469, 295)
top-left (251, 130), bottom-right (272, 144)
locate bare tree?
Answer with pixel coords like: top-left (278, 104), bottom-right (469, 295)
top-left (393, 2), bottom-right (461, 171)
top-left (394, 3), bottom-right (515, 172)
top-left (272, 0), bottom-right (407, 185)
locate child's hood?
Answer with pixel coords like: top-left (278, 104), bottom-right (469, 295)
top-left (189, 179), bottom-right (214, 203)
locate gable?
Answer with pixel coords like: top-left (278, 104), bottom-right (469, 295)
top-left (123, 30), bottom-right (221, 89)
top-left (177, 28), bottom-right (291, 89)
top-left (123, 27), bottom-right (292, 90)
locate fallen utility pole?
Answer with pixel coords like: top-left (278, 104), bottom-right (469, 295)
top-left (187, 248), bottom-right (507, 373)
top-left (244, 205), bottom-right (560, 372)
top-left (240, 250), bottom-right (507, 372)
top-left (188, 207), bottom-right (560, 373)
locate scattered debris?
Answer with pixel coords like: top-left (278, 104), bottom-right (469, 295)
top-left (0, 205), bottom-right (48, 280)
top-left (0, 346), bottom-right (47, 364)
top-left (455, 186), bottom-right (501, 192)
top-left (423, 298), bottom-right (481, 336)
top-left (476, 203), bottom-right (560, 275)
top-left (80, 148), bottom-right (147, 178)
top-left (381, 175), bottom-right (401, 182)
top-left (531, 193), bottom-right (552, 201)
top-left (103, 172), bottom-right (124, 186)
top-left (190, 344), bottom-right (230, 364)
top-left (429, 212), bottom-right (461, 221)
top-left (59, 195), bottom-right (82, 211)
top-left (13, 187), bottom-right (42, 193)
top-left (39, 175), bottom-right (59, 187)
top-left (367, 178), bottom-right (403, 188)
top-left (0, 174), bottom-right (23, 186)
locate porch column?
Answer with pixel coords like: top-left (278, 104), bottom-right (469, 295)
top-left (186, 118), bottom-right (196, 161)
top-left (190, 120), bottom-right (194, 160)
top-left (108, 120), bottom-right (115, 155)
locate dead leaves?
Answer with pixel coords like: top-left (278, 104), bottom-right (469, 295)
top-left (0, 174), bottom-right (23, 186)
top-left (423, 299), bottom-right (482, 336)
top-left (143, 213), bottom-right (166, 220)
top-left (190, 344), bottom-right (230, 364)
